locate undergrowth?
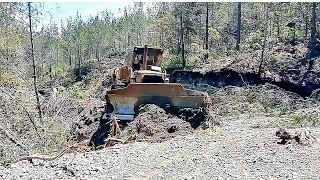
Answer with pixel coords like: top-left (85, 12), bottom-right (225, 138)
top-left (201, 83), bottom-right (320, 127)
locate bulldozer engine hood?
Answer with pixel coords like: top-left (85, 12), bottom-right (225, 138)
top-left (136, 70), bottom-right (165, 76)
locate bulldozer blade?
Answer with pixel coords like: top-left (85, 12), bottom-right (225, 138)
top-left (105, 83), bottom-right (209, 120)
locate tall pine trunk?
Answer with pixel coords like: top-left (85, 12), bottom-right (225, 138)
top-left (180, 12), bottom-right (185, 68)
top-left (77, 43), bottom-right (82, 78)
top-left (305, 3), bottom-right (310, 38)
top-left (205, 2), bottom-right (209, 60)
top-left (68, 48), bottom-right (72, 67)
top-left (28, 2), bottom-right (42, 122)
top-left (310, 2), bottom-right (317, 58)
top-left (236, 2), bottom-right (241, 51)
top-left (161, 27), bottom-right (163, 47)
top-left (95, 44), bottom-right (100, 62)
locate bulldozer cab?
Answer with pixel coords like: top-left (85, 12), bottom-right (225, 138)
top-left (126, 45), bottom-right (164, 71)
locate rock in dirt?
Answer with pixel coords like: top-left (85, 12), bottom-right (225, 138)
top-left (276, 128), bottom-right (294, 144)
top-left (276, 128), bottom-right (320, 145)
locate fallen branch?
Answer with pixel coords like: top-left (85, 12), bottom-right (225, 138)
top-left (239, 74), bottom-right (249, 86)
top-left (11, 147), bottom-right (70, 164)
top-left (105, 137), bottom-right (127, 144)
top-left (0, 88), bottom-right (39, 134)
top-left (104, 137), bottom-right (167, 145)
top-left (10, 139), bottom-right (90, 164)
top-left (1, 129), bottom-right (28, 152)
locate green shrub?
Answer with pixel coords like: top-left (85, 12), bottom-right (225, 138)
top-left (66, 86), bottom-right (86, 99)
top-left (73, 63), bottom-right (93, 81)
top-left (161, 54), bottom-right (183, 69)
top-left (0, 72), bottom-right (23, 87)
top-left (55, 62), bottom-right (67, 76)
top-left (291, 108), bottom-right (320, 126)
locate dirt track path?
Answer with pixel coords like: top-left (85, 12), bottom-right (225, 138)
top-left (1, 115), bottom-right (320, 180)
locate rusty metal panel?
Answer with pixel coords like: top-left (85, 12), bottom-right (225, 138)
top-left (107, 83), bottom-right (190, 96)
top-left (155, 54), bottom-right (163, 66)
top-left (119, 67), bottom-right (129, 81)
top-left (108, 94), bottom-right (205, 115)
top-left (106, 83), bottom-right (209, 120)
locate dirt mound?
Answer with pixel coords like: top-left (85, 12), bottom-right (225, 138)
top-left (115, 104), bottom-right (194, 141)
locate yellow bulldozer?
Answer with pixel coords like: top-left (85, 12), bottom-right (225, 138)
top-left (103, 45), bottom-right (211, 124)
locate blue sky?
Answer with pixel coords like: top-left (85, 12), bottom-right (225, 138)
top-left (41, 2), bottom-right (134, 27)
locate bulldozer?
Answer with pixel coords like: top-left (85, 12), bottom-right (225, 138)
top-left (103, 45), bottom-right (211, 126)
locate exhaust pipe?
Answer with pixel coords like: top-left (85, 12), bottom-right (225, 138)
top-left (142, 45), bottom-right (148, 70)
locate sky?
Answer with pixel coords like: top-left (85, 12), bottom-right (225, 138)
top-left (40, 2), bottom-right (134, 28)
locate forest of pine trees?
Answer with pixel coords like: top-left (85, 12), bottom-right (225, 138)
top-left (3, 2), bottom-right (320, 168)
top-left (0, 2), bottom-right (319, 79)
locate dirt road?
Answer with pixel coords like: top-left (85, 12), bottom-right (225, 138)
top-left (1, 114), bottom-right (320, 180)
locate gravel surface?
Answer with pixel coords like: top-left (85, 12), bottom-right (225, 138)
top-left (1, 115), bottom-right (320, 180)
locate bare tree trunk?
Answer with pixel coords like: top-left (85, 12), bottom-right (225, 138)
top-left (159, 30), bottom-right (161, 47)
top-left (113, 41), bottom-right (116, 56)
top-left (54, 48), bottom-right (57, 77)
top-left (205, 2), bottom-right (209, 60)
top-left (258, 31), bottom-right (267, 75)
top-left (41, 59), bottom-right (44, 78)
top-left (28, 2), bottom-right (42, 122)
top-left (68, 49), bottom-right (72, 67)
top-left (49, 65), bottom-right (52, 80)
top-left (293, 25), bottom-right (296, 41)
top-left (138, 31), bottom-right (142, 45)
top-left (258, 4), bottom-right (270, 75)
top-left (318, 22), bottom-right (320, 37)
top-left (186, 30), bottom-right (190, 52)
top-left (211, 3), bottom-right (214, 27)
top-left (136, 33), bottom-right (139, 45)
top-left (127, 34), bottom-right (130, 47)
top-left (95, 44), bottom-right (100, 62)
top-left (236, 2), bottom-right (241, 51)
top-left (147, 31), bottom-right (150, 44)
top-left (56, 48), bottom-right (60, 73)
top-left (299, 2), bottom-right (309, 38)
top-left (78, 43), bottom-right (81, 77)
top-left (306, 4), bottom-right (310, 38)
top-left (310, 2), bottom-right (317, 58)
top-left (210, 3), bottom-right (215, 50)
top-left (276, 17), bottom-right (280, 38)
top-left (40, 44), bottom-right (44, 77)
top-left (5, 45), bottom-right (9, 61)
top-left (268, 13), bottom-right (272, 39)
top-left (161, 27), bottom-right (163, 47)
top-left (306, 21), bottom-right (309, 38)
top-left (180, 12), bottom-right (185, 68)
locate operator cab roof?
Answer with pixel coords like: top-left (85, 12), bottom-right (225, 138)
top-left (133, 45), bottom-right (163, 55)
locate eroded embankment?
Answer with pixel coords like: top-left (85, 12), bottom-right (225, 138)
top-left (169, 68), bottom-right (320, 97)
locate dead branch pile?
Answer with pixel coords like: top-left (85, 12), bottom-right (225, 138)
top-left (204, 84), bottom-right (319, 121)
